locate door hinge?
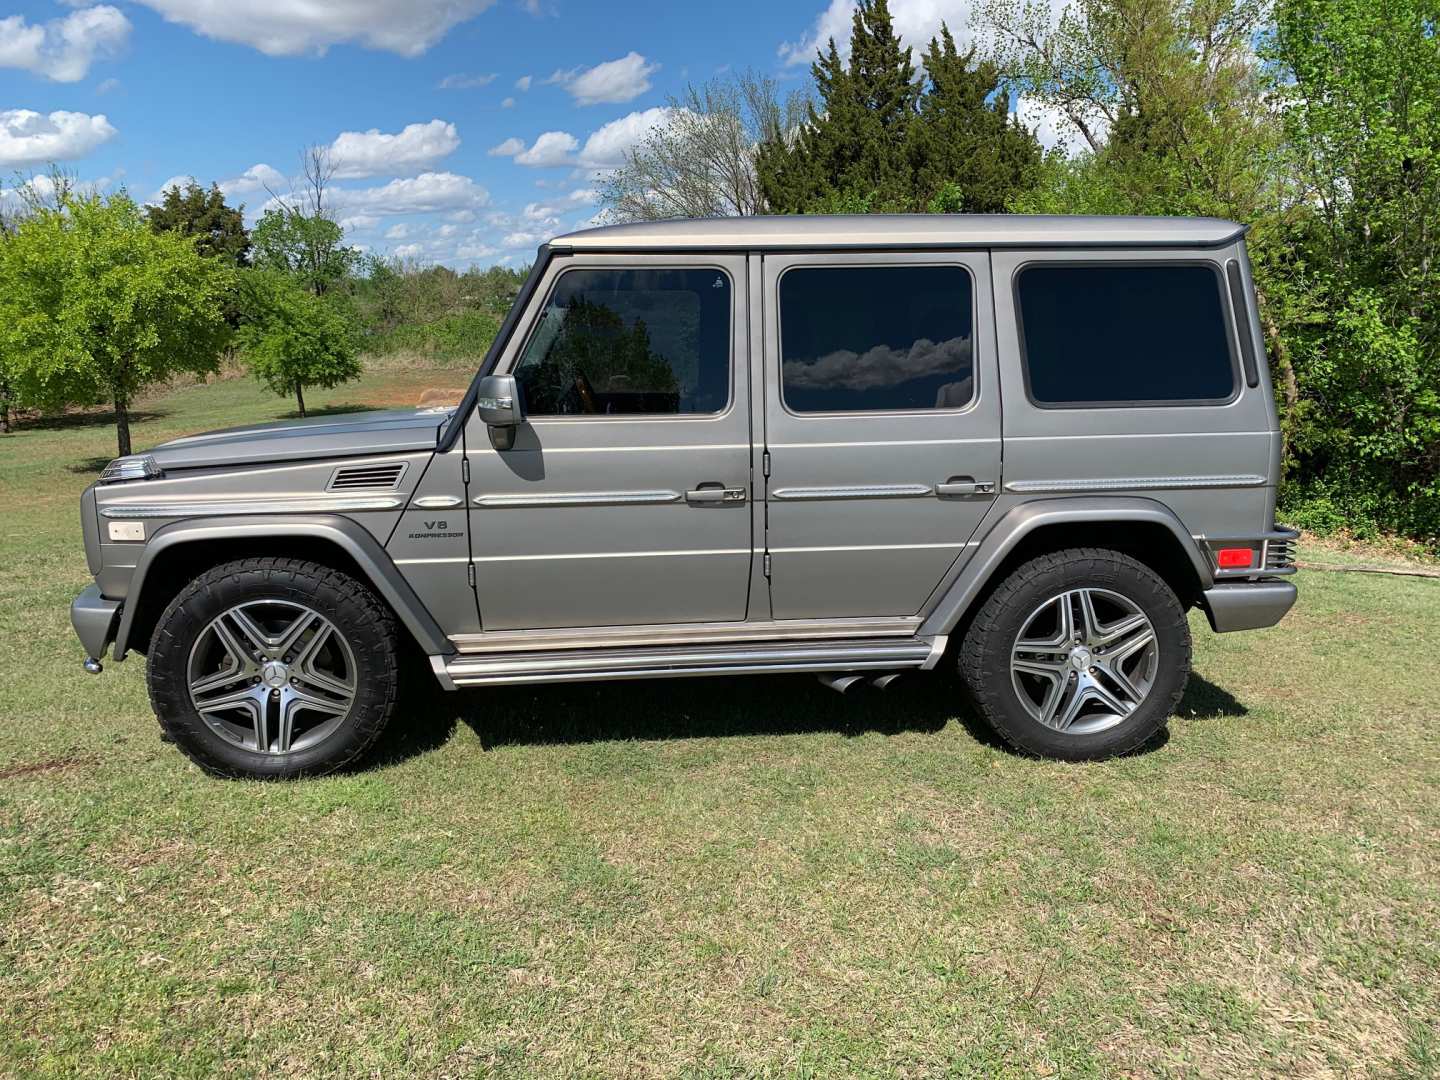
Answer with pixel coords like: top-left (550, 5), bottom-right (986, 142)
top-left (467, 563), bottom-right (476, 588)
top-left (762, 450), bottom-right (771, 478)
top-left (763, 552), bottom-right (771, 577)
top-left (461, 457), bottom-right (470, 485)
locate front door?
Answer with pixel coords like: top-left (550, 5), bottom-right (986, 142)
top-left (761, 252), bottom-right (1001, 619)
top-left (464, 255), bottom-right (753, 631)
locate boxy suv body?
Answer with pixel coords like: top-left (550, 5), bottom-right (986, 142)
top-left (71, 215), bottom-right (1298, 777)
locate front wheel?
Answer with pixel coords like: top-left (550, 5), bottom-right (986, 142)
top-left (959, 548), bottom-right (1191, 760)
top-left (147, 557), bottom-right (400, 779)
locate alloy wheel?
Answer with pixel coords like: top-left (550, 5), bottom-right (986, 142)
top-left (1010, 587), bottom-right (1159, 735)
top-left (186, 600), bottom-right (357, 754)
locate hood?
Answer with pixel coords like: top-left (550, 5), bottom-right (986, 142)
top-left (145, 407), bottom-right (456, 471)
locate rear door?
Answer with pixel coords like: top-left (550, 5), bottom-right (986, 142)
top-left (463, 254), bottom-right (753, 631)
top-left (760, 252), bottom-right (1000, 619)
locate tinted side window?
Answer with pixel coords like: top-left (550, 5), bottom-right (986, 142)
top-left (515, 268), bottom-right (730, 416)
top-left (779, 265), bottom-right (974, 413)
top-left (1016, 264), bottom-right (1235, 406)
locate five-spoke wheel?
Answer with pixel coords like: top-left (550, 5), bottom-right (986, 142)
top-left (148, 558), bottom-right (399, 779)
top-left (188, 600), bottom-right (358, 755)
top-left (960, 548), bottom-right (1190, 760)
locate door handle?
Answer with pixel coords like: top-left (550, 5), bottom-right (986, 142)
top-left (936, 477), bottom-right (996, 498)
top-left (685, 484), bottom-right (747, 506)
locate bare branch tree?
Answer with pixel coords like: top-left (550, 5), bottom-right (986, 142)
top-left (600, 70), bottom-right (810, 222)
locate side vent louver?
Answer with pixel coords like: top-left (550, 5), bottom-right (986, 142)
top-left (328, 462), bottom-right (407, 492)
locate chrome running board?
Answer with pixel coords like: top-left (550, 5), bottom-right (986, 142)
top-left (449, 616), bottom-right (922, 655)
top-left (442, 636), bottom-right (938, 688)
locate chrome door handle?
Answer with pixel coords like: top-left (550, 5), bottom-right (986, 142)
top-left (936, 477), bottom-right (995, 498)
top-left (685, 485), bottom-right (747, 505)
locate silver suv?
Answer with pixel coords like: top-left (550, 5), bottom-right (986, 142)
top-left (71, 215), bottom-right (1298, 777)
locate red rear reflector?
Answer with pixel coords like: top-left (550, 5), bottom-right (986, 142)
top-left (1217, 547), bottom-right (1254, 569)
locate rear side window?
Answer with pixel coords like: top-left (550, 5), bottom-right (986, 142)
top-left (514, 268), bottom-right (731, 416)
top-left (779, 265), bottom-right (975, 413)
top-left (1016, 263), bottom-right (1236, 406)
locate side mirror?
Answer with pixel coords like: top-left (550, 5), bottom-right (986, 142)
top-left (476, 374), bottom-right (524, 450)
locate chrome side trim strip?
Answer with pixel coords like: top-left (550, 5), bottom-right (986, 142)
top-left (1005, 474), bottom-right (1267, 494)
top-left (445, 638), bottom-right (934, 685)
top-left (450, 616), bottom-right (923, 654)
top-left (99, 496), bottom-right (405, 519)
top-left (770, 541), bottom-right (971, 554)
top-left (473, 489), bottom-right (682, 508)
top-left (771, 484), bottom-right (933, 501)
top-left (412, 495), bottom-right (463, 509)
top-left (470, 548), bottom-right (748, 563)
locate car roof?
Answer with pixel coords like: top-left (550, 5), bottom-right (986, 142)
top-left (550, 214), bottom-right (1246, 252)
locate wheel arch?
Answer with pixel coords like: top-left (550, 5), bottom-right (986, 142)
top-left (112, 515), bottom-right (450, 661)
top-left (920, 497), bottom-right (1213, 638)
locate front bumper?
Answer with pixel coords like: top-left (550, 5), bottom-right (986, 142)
top-left (71, 585), bottom-right (122, 660)
top-left (1200, 580), bottom-right (1297, 633)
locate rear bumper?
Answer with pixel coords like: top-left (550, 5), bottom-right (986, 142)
top-left (71, 585), bottom-right (122, 659)
top-left (1200, 580), bottom-right (1297, 633)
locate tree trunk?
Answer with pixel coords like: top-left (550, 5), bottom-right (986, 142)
top-left (295, 382), bottom-right (307, 418)
top-left (115, 395), bottom-right (132, 457)
top-left (0, 383), bottom-right (10, 435)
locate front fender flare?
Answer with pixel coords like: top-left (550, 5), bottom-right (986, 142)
top-left (918, 496), bottom-right (1214, 638)
top-left (111, 514), bottom-right (450, 660)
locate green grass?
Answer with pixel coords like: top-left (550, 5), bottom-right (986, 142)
top-left (2, 368), bottom-right (1438, 1078)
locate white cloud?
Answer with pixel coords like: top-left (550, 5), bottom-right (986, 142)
top-left (121, 0), bottom-right (498, 57)
top-left (514, 74), bottom-right (533, 92)
top-left (501, 96), bottom-right (516, 109)
top-left (547, 52), bottom-right (658, 106)
top-left (780, 0), bottom-right (992, 65)
top-left (339, 213), bottom-right (379, 231)
top-left (218, 163), bottom-right (287, 199)
top-left (329, 119), bottom-right (460, 179)
top-left (327, 171), bottom-right (491, 216)
top-left (384, 223), bottom-right (411, 240)
top-left (393, 243), bottom-right (425, 259)
top-left (457, 239), bottom-right (501, 260)
top-left (151, 174), bottom-right (197, 201)
top-left (438, 71), bottom-right (496, 89)
top-left (96, 77), bottom-right (121, 94)
top-left (0, 5), bottom-right (130, 83)
top-left (577, 107), bottom-right (674, 169)
top-left (488, 136), bottom-right (527, 157)
top-left (0, 109), bottom-right (117, 167)
top-left (1016, 95), bottom-right (1107, 155)
top-left (514, 130), bottom-right (579, 167)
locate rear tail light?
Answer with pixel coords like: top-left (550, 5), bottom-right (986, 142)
top-left (1216, 547), bottom-right (1254, 569)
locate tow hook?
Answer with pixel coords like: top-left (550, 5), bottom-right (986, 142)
top-left (83, 656), bottom-right (104, 675)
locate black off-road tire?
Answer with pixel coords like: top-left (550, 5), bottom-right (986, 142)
top-left (958, 548), bottom-right (1191, 761)
top-left (147, 557), bottom-right (400, 779)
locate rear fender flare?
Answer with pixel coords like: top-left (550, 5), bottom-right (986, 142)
top-left (112, 514), bottom-right (450, 660)
top-left (919, 497), bottom-right (1214, 637)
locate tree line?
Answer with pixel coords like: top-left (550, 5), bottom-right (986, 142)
top-left (0, 152), bottom-right (526, 456)
top-left (602, 0), bottom-right (1440, 548)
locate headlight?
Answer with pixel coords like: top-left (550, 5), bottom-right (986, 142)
top-left (98, 454), bottom-right (164, 484)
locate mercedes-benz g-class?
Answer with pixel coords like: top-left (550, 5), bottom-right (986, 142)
top-left (71, 215), bottom-right (1298, 777)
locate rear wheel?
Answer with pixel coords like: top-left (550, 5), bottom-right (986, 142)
top-left (147, 557), bottom-right (400, 779)
top-left (959, 548), bottom-right (1190, 760)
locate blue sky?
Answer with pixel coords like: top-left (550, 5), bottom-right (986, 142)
top-left (0, 0), bottom-right (1044, 267)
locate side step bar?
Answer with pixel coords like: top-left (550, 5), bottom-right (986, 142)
top-left (440, 636), bottom-right (944, 689)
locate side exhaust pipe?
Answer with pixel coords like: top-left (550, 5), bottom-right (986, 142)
top-left (816, 671), bottom-right (906, 693)
top-left (816, 672), bottom-right (865, 693)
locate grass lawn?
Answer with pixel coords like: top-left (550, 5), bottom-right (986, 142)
top-left (2, 365), bottom-right (1438, 1078)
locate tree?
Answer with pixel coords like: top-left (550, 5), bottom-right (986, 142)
top-left (147, 180), bottom-right (251, 267)
top-left (0, 191), bottom-right (232, 456)
top-left (907, 25), bottom-right (1042, 212)
top-left (253, 144), bottom-right (358, 297)
top-left (237, 270), bottom-right (360, 417)
top-left (758, 0), bottom-right (921, 212)
top-left (1264, 0), bottom-right (1440, 540)
top-left (600, 71), bottom-right (809, 221)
